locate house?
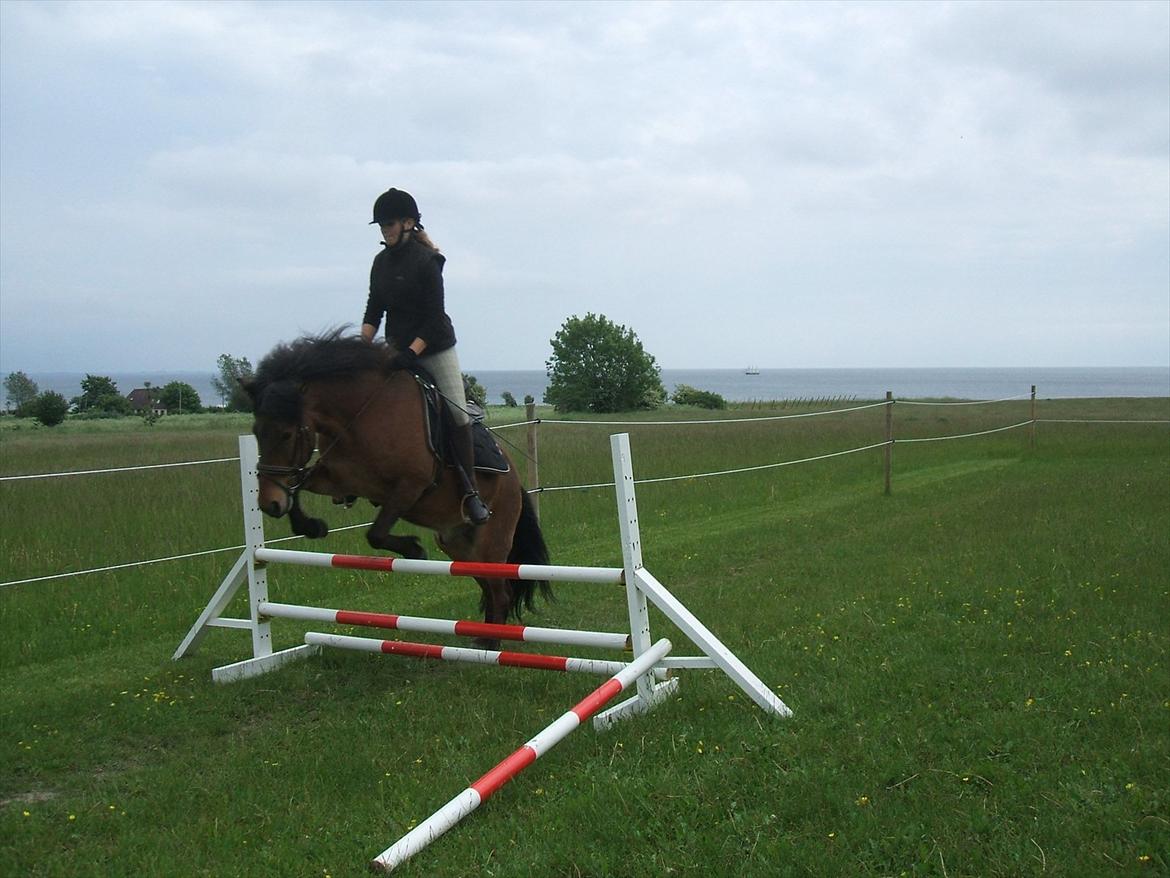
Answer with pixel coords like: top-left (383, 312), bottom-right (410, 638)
top-left (127, 388), bottom-right (166, 416)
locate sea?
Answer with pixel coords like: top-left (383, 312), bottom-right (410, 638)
top-left (11, 366), bottom-right (1169, 409)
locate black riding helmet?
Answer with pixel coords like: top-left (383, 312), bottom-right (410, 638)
top-left (370, 188), bottom-right (422, 227)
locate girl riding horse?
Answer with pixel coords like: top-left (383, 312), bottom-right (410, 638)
top-left (360, 188), bottom-right (490, 526)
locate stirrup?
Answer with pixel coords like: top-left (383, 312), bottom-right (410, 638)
top-left (462, 492), bottom-right (491, 526)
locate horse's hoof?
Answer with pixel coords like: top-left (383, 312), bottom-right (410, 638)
top-left (472, 637), bottom-right (501, 652)
top-left (403, 538), bottom-right (427, 560)
top-left (291, 516), bottom-right (329, 539)
top-left (299, 517), bottom-right (329, 539)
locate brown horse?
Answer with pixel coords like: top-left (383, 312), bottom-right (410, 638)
top-left (242, 331), bottom-right (550, 644)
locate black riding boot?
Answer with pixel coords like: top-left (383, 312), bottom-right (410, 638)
top-left (451, 424), bottom-right (491, 525)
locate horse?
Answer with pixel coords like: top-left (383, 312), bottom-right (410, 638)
top-left (242, 331), bottom-right (550, 646)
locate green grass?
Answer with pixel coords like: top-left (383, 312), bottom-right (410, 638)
top-left (1, 399), bottom-right (1167, 876)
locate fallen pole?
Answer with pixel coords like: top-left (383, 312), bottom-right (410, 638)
top-left (369, 637), bottom-right (673, 873)
top-left (305, 631), bottom-right (665, 679)
top-left (263, 601), bottom-right (631, 651)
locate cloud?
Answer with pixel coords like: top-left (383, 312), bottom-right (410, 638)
top-left (1, 0), bottom-right (1166, 372)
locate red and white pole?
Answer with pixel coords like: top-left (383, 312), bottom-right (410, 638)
top-left (304, 631), bottom-right (658, 678)
top-left (254, 546), bottom-right (623, 584)
top-left (262, 601), bottom-right (630, 651)
top-left (369, 637), bottom-right (673, 873)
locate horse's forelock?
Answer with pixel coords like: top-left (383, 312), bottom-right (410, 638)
top-left (255, 379), bottom-right (302, 424)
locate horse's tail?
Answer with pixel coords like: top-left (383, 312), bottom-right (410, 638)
top-left (506, 489), bottom-right (552, 618)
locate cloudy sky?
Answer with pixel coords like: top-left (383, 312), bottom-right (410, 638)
top-left (1, 0), bottom-right (1167, 373)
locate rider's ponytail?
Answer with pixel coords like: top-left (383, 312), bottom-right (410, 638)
top-left (412, 228), bottom-right (441, 253)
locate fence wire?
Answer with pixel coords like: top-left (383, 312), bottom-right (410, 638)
top-left (3, 394), bottom-right (1167, 588)
top-left (895, 419), bottom-right (1034, 443)
top-left (0, 456), bottom-right (239, 482)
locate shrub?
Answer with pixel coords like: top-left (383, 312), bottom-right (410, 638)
top-left (671, 384), bottom-right (727, 410)
top-left (31, 391), bottom-right (69, 427)
top-left (501, 391), bottom-right (518, 408)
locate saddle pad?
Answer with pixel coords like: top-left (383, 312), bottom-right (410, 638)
top-left (472, 420), bottom-right (511, 474)
top-left (410, 369), bottom-right (510, 475)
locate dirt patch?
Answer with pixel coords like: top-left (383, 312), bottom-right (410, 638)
top-left (0, 789), bottom-right (58, 808)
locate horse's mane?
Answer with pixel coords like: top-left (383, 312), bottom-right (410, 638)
top-left (249, 329), bottom-right (391, 420)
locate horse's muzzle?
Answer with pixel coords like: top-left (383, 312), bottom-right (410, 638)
top-left (263, 496), bottom-right (291, 518)
top-left (256, 478), bottom-right (294, 518)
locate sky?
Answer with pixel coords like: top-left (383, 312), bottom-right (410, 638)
top-left (1, 0), bottom-right (1167, 373)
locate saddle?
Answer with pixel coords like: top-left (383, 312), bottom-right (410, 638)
top-left (410, 367), bottom-right (511, 476)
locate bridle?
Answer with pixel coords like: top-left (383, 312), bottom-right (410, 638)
top-left (253, 371), bottom-right (397, 507)
top-left (255, 423), bottom-right (318, 505)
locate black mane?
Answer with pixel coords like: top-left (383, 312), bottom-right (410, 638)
top-left (250, 329), bottom-right (390, 421)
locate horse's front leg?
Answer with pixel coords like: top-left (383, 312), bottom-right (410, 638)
top-left (365, 504), bottom-right (428, 560)
top-left (288, 494), bottom-right (329, 539)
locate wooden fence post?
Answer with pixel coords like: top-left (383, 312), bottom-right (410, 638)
top-left (1030, 385), bottom-right (1037, 450)
top-left (884, 390), bottom-right (893, 496)
top-left (525, 401), bottom-right (540, 519)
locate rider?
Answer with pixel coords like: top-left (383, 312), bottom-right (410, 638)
top-left (360, 188), bottom-right (491, 526)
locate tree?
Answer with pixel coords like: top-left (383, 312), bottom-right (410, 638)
top-left (31, 391), bottom-right (69, 427)
top-left (158, 381), bottom-right (203, 414)
top-left (463, 373), bottom-right (486, 407)
top-left (212, 354), bottom-right (254, 412)
top-left (73, 374), bottom-right (129, 415)
top-left (3, 371), bottom-right (38, 414)
top-left (544, 313), bottom-right (665, 413)
top-left (501, 391), bottom-right (518, 408)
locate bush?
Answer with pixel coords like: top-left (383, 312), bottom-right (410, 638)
top-left (31, 391), bottom-right (69, 427)
top-left (501, 391), bottom-right (518, 408)
top-left (671, 384), bottom-right (727, 410)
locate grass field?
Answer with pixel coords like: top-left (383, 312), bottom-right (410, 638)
top-left (1, 398), bottom-right (1167, 877)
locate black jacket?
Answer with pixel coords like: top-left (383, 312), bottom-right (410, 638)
top-left (363, 237), bottom-right (456, 353)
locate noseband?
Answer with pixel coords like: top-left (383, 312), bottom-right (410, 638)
top-left (255, 424), bottom-right (316, 502)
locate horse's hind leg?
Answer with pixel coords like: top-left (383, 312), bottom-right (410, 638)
top-left (365, 505), bottom-right (427, 560)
